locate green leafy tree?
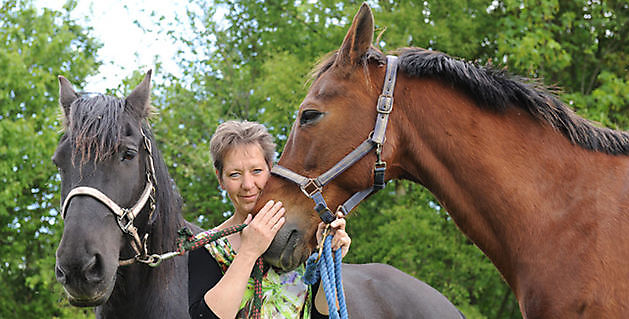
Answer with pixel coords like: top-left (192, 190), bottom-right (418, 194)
top-left (3, 0), bottom-right (624, 317)
top-left (493, 0), bottom-right (629, 129)
top-left (0, 0), bottom-right (100, 317)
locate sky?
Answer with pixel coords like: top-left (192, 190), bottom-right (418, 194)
top-left (37, 0), bottom-right (203, 92)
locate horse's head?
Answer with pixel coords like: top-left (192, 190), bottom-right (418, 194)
top-left (54, 72), bottom-right (155, 306)
top-left (259, 4), bottom-right (402, 271)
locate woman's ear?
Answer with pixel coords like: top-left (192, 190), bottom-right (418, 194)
top-left (216, 169), bottom-right (224, 189)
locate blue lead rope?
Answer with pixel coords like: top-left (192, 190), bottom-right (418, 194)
top-left (304, 235), bottom-right (348, 319)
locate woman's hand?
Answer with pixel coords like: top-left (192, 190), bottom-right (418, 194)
top-left (316, 211), bottom-right (351, 258)
top-left (239, 200), bottom-right (285, 258)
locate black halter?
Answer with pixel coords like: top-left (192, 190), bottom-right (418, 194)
top-left (271, 55), bottom-right (399, 223)
top-left (61, 126), bottom-right (158, 266)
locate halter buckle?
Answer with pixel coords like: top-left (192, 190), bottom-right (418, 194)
top-left (300, 179), bottom-right (322, 198)
top-left (315, 203), bottom-right (336, 224)
top-left (377, 94), bottom-right (393, 113)
top-left (117, 209), bottom-right (134, 233)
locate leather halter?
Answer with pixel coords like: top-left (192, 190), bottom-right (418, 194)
top-left (271, 55), bottom-right (399, 223)
top-left (61, 126), bottom-right (158, 266)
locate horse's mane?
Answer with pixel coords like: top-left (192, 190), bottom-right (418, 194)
top-left (66, 94), bottom-right (126, 163)
top-left (65, 95), bottom-right (183, 273)
top-left (140, 123), bottom-right (184, 257)
top-left (312, 47), bottom-right (629, 155)
top-left (397, 47), bottom-right (629, 155)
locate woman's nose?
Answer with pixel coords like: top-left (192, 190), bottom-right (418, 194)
top-left (241, 173), bottom-right (255, 189)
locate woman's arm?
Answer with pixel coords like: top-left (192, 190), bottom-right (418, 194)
top-left (203, 200), bottom-right (285, 318)
top-left (202, 248), bottom-right (259, 318)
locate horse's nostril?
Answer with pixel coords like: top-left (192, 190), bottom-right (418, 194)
top-left (83, 255), bottom-right (104, 283)
top-left (55, 265), bottom-right (67, 285)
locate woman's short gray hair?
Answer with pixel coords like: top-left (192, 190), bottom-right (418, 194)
top-left (210, 120), bottom-right (276, 177)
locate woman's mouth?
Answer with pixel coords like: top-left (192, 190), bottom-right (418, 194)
top-left (240, 194), bottom-right (258, 201)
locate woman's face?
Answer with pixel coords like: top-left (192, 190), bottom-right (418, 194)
top-left (219, 143), bottom-right (270, 215)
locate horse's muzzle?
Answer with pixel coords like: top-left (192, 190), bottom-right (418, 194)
top-left (263, 224), bottom-right (310, 272)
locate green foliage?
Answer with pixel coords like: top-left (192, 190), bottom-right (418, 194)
top-left (0, 0), bottom-right (100, 317)
top-left (2, 0), bottom-right (627, 318)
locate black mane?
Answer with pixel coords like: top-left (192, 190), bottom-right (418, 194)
top-left (397, 47), bottom-right (629, 155)
top-left (313, 47), bottom-right (629, 155)
top-left (67, 94), bottom-right (126, 163)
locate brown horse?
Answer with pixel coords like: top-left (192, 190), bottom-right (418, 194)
top-left (53, 71), bottom-right (463, 319)
top-left (257, 3), bottom-right (629, 318)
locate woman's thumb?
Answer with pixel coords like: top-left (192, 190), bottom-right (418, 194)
top-left (244, 213), bottom-right (253, 224)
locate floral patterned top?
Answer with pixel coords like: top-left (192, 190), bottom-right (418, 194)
top-left (204, 235), bottom-right (313, 319)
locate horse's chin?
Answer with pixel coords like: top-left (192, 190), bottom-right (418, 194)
top-left (63, 275), bottom-right (116, 307)
top-left (264, 230), bottom-right (311, 272)
top-left (67, 294), bottom-right (109, 307)
top-left (66, 288), bottom-right (112, 307)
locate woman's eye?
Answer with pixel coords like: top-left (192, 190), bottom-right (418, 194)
top-left (253, 168), bottom-right (263, 174)
top-left (121, 149), bottom-right (137, 161)
top-left (229, 172), bottom-right (241, 178)
top-left (299, 109), bottom-right (324, 126)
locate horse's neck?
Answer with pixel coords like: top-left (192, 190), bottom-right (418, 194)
top-left (97, 203), bottom-right (190, 318)
top-left (395, 79), bottom-right (629, 291)
top-left (96, 257), bottom-right (189, 319)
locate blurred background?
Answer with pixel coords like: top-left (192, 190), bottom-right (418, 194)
top-left (1, 0), bottom-right (627, 317)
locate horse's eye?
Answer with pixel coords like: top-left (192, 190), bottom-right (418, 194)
top-left (300, 109), bottom-right (324, 126)
top-left (121, 149), bottom-right (137, 161)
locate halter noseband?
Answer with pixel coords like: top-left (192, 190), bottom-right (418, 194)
top-left (61, 127), bottom-right (158, 266)
top-left (271, 55), bottom-right (399, 223)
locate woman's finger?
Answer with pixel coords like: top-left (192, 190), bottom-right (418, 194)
top-left (330, 212), bottom-right (346, 228)
top-left (267, 207), bottom-right (285, 228)
top-left (265, 201), bottom-right (284, 223)
top-left (332, 229), bottom-right (349, 248)
top-left (254, 200), bottom-right (276, 223)
top-left (270, 216), bottom-right (285, 234)
top-left (330, 217), bottom-right (346, 230)
top-left (316, 222), bottom-right (325, 244)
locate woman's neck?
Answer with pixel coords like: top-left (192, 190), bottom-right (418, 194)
top-left (217, 210), bottom-right (250, 252)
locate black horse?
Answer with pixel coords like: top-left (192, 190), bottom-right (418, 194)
top-left (54, 71), bottom-right (200, 318)
top-left (53, 72), bottom-right (463, 318)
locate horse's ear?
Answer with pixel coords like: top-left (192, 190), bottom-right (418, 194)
top-left (335, 3), bottom-right (374, 67)
top-left (125, 70), bottom-right (152, 118)
top-left (58, 76), bottom-right (79, 119)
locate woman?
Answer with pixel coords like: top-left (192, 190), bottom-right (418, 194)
top-left (189, 120), bottom-right (351, 319)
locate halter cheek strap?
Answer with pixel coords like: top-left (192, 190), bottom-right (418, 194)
top-left (271, 55), bottom-right (399, 223)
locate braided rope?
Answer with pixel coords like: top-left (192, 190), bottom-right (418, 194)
top-left (303, 235), bottom-right (348, 319)
top-left (176, 226), bottom-right (264, 319)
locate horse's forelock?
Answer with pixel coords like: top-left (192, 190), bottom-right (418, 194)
top-left (311, 46), bottom-right (385, 82)
top-left (67, 94), bottom-right (127, 164)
